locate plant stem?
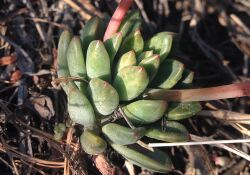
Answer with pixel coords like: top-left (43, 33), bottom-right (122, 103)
top-left (103, 0), bottom-right (133, 41)
top-left (144, 82), bottom-right (250, 102)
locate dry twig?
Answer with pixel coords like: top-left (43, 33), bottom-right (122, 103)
top-left (198, 110), bottom-right (250, 125)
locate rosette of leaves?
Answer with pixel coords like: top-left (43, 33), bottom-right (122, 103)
top-left (56, 11), bottom-right (202, 173)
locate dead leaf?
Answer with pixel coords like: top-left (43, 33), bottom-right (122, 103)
top-left (29, 94), bottom-right (55, 120)
top-left (0, 55), bottom-right (17, 66)
top-left (10, 70), bottom-right (22, 83)
top-left (184, 146), bottom-right (217, 175)
top-left (93, 154), bottom-right (118, 175)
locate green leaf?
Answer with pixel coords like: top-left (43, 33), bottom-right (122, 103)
top-left (57, 31), bottom-right (82, 94)
top-left (113, 66), bottom-right (149, 101)
top-left (87, 78), bottom-right (119, 115)
top-left (137, 50), bottom-right (154, 63)
top-left (165, 102), bottom-right (202, 120)
top-left (67, 36), bottom-right (87, 93)
top-left (167, 32), bottom-right (181, 57)
top-left (86, 40), bottom-right (111, 82)
top-left (153, 59), bottom-right (184, 89)
top-left (102, 123), bottom-right (145, 145)
top-left (146, 121), bottom-right (190, 142)
top-left (67, 83), bottom-right (96, 128)
top-left (53, 123), bottom-right (66, 141)
top-left (57, 30), bottom-right (72, 78)
top-left (139, 54), bottom-right (160, 81)
top-left (174, 69), bottom-right (194, 89)
top-left (110, 143), bottom-right (173, 173)
top-left (80, 129), bottom-right (107, 155)
top-left (118, 10), bottom-right (142, 37)
top-left (104, 32), bottom-right (123, 64)
top-left (145, 32), bottom-right (173, 62)
top-left (115, 50), bottom-right (136, 74)
top-left (80, 17), bottom-right (103, 55)
top-left (123, 100), bottom-right (167, 125)
top-left (119, 30), bottom-right (144, 56)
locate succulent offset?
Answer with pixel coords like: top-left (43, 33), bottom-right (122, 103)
top-left (57, 10), bottom-right (202, 173)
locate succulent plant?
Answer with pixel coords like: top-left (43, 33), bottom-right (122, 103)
top-left (56, 9), bottom-right (202, 173)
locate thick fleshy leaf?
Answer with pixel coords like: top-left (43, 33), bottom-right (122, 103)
top-left (80, 129), bottom-right (107, 155)
top-left (153, 59), bottom-right (184, 89)
top-left (102, 123), bottom-right (145, 145)
top-left (115, 50), bottom-right (136, 73)
top-left (86, 40), bottom-right (111, 82)
top-left (146, 121), bottom-right (190, 142)
top-left (54, 132), bottom-right (64, 141)
top-left (67, 36), bottom-right (87, 93)
top-left (167, 32), bottom-right (181, 57)
top-left (87, 78), bottom-right (119, 115)
top-left (57, 30), bottom-right (72, 78)
top-left (119, 30), bottom-right (144, 56)
top-left (145, 32), bottom-right (173, 62)
top-left (113, 66), bottom-right (149, 101)
top-left (174, 69), bottom-right (194, 89)
top-left (139, 54), bottom-right (160, 81)
top-left (110, 143), bottom-right (173, 173)
top-left (180, 69), bottom-right (194, 84)
top-left (118, 10), bottom-right (141, 37)
top-left (57, 31), bottom-right (81, 95)
top-left (137, 50), bottom-right (154, 63)
top-left (67, 83), bottom-right (96, 128)
top-left (104, 32), bottom-right (123, 64)
top-left (123, 100), bottom-right (167, 125)
top-left (53, 123), bottom-right (66, 141)
top-left (165, 102), bottom-right (202, 120)
top-left (80, 17), bottom-right (103, 55)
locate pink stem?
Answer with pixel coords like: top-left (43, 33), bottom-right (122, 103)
top-left (103, 0), bottom-right (133, 41)
top-left (145, 82), bottom-right (250, 102)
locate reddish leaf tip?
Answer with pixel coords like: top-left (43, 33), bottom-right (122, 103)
top-left (117, 32), bottom-right (123, 37)
top-left (138, 66), bottom-right (144, 72)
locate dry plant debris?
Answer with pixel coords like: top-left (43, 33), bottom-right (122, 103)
top-left (0, 0), bottom-right (250, 174)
